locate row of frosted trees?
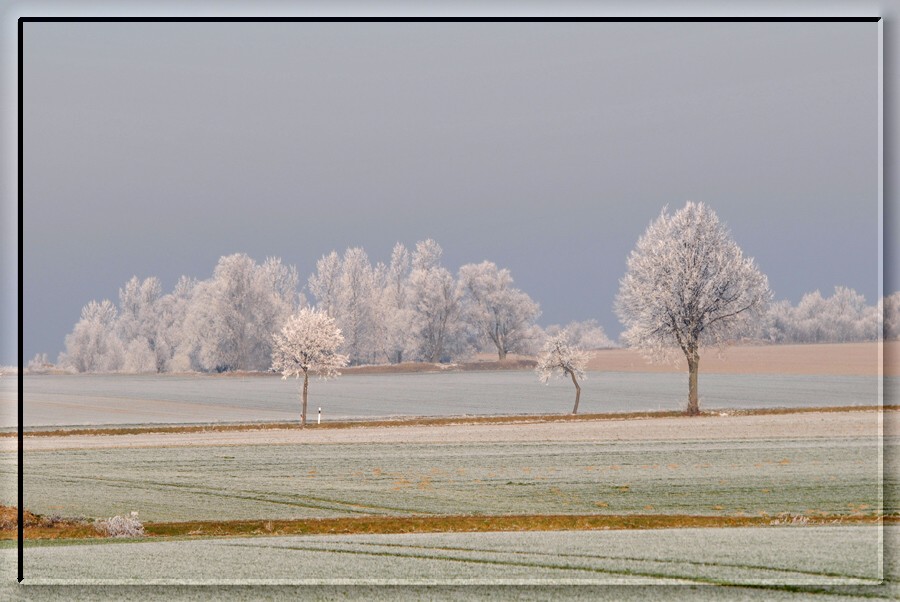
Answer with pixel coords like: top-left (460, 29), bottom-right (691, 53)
top-left (307, 239), bottom-right (523, 365)
top-left (762, 287), bottom-right (883, 343)
top-left (59, 254), bottom-right (299, 373)
top-left (56, 240), bottom-right (612, 373)
top-left (53, 237), bottom-right (892, 375)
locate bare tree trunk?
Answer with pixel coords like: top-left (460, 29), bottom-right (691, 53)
top-left (301, 370), bottom-right (309, 428)
top-left (497, 347), bottom-right (507, 361)
top-left (686, 351), bottom-right (700, 416)
top-left (569, 371), bottom-right (581, 414)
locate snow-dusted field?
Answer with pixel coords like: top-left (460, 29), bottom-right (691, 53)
top-left (13, 371), bottom-right (885, 428)
top-left (5, 412), bottom-right (887, 521)
top-left (3, 411), bottom-right (891, 598)
top-left (3, 526), bottom-right (889, 587)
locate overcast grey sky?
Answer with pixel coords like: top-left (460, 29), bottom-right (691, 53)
top-left (19, 20), bottom-right (880, 364)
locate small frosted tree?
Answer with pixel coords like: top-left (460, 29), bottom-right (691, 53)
top-left (536, 331), bottom-right (590, 414)
top-left (616, 202), bottom-right (770, 416)
top-left (271, 308), bottom-right (349, 427)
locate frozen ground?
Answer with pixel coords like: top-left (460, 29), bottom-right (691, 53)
top-left (2, 411), bottom-right (889, 521)
top-left (11, 371), bottom-right (886, 429)
top-left (0, 527), bottom-right (893, 595)
top-left (8, 408), bottom-right (885, 451)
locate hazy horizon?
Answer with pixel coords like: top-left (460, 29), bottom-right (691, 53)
top-left (21, 21), bottom-right (880, 365)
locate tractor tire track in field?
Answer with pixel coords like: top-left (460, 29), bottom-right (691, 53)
top-left (229, 541), bottom-right (881, 588)
top-left (291, 538), bottom-right (878, 582)
top-left (23, 470), bottom-right (432, 516)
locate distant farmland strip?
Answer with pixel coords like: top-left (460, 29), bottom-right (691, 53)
top-left (8, 404), bottom-right (894, 438)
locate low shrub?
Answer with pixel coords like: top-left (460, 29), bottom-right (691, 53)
top-left (95, 511), bottom-right (144, 538)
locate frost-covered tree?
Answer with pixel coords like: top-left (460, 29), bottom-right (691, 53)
top-left (616, 202), bottom-right (770, 415)
top-left (458, 261), bottom-right (541, 360)
top-left (821, 287), bottom-right (877, 342)
top-left (185, 254), bottom-right (295, 372)
top-left (25, 353), bottom-right (53, 373)
top-left (408, 240), bottom-right (466, 362)
top-left (883, 292), bottom-right (900, 340)
top-left (412, 238), bottom-right (443, 272)
top-left (156, 276), bottom-right (198, 372)
top-left (760, 299), bottom-right (793, 343)
top-left (308, 251), bottom-right (342, 318)
top-left (338, 248), bottom-right (377, 364)
top-left (308, 248), bottom-right (379, 365)
top-left (271, 307), bottom-right (349, 427)
top-left (762, 287), bottom-right (880, 344)
top-left (792, 290), bottom-right (828, 343)
top-left (261, 256), bottom-right (300, 310)
top-left (380, 243), bottom-right (415, 363)
top-left (536, 330), bottom-right (590, 414)
top-left (60, 299), bottom-right (124, 372)
top-left (117, 276), bottom-right (164, 372)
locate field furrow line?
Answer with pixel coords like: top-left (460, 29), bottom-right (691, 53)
top-left (231, 542), bottom-right (707, 584)
top-left (303, 538), bottom-right (879, 582)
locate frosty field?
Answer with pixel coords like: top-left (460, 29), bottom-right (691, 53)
top-left (6, 360), bottom-right (891, 595)
top-left (12, 370), bottom-right (887, 429)
top-left (5, 412), bottom-right (889, 522)
top-left (3, 410), bottom-right (892, 596)
top-left (2, 526), bottom-right (890, 588)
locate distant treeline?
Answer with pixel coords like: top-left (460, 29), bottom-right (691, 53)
top-left (762, 287), bottom-right (890, 344)
top-left (31, 244), bottom-right (894, 375)
top-left (45, 241), bottom-right (613, 374)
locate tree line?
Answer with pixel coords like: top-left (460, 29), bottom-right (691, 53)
top-left (31, 202), bottom-right (895, 418)
top-left (51, 240), bottom-right (612, 374)
top-left (43, 228), bottom-right (892, 378)
top-left (762, 287), bottom-right (884, 344)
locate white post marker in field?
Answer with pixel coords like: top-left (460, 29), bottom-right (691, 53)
top-left (318, 407), bottom-right (321, 425)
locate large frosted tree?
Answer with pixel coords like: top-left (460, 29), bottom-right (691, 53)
top-left (185, 254), bottom-right (296, 372)
top-left (615, 202), bottom-right (770, 415)
top-left (271, 307), bottom-right (349, 427)
top-left (458, 261), bottom-right (540, 360)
